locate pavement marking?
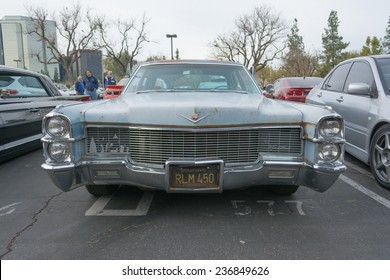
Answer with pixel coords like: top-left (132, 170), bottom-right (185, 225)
top-left (231, 200), bottom-right (252, 216)
top-left (257, 200), bottom-right (279, 216)
top-left (85, 191), bottom-right (154, 216)
top-left (0, 202), bottom-right (22, 217)
top-left (285, 200), bottom-right (306, 216)
top-left (340, 174), bottom-right (390, 210)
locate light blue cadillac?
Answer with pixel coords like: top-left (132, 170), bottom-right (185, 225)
top-left (41, 60), bottom-right (346, 196)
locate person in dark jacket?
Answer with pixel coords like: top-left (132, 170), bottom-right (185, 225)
top-left (74, 76), bottom-right (84, 95)
top-left (83, 70), bottom-right (99, 100)
top-left (104, 70), bottom-right (117, 88)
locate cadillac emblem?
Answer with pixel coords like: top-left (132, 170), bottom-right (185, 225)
top-left (191, 113), bottom-right (200, 121)
top-left (178, 112), bottom-right (210, 124)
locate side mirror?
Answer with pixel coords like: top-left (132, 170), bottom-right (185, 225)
top-left (265, 84), bottom-right (274, 93)
top-left (347, 83), bottom-right (370, 95)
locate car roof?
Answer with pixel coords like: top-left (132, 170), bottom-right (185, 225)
top-left (341, 54), bottom-right (390, 64)
top-left (367, 54), bottom-right (390, 59)
top-left (0, 65), bottom-right (48, 78)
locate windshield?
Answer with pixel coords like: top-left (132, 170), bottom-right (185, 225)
top-left (376, 57), bottom-right (390, 94)
top-left (123, 63), bottom-right (260, 95)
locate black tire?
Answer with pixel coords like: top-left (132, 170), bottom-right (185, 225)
top-left (270, 185), bottom-right (299, 196)
top-left (370, 125), bottom-right (390, 190)
top-left (85, 185), bottom-right (119, 196)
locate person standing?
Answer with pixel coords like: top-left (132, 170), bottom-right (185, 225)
top-left (83, 70), bottom-right (99, 100)
top-left (74, 76), bottom-right (84, 95)
top-left (104, 70), bottom-right (117, 88)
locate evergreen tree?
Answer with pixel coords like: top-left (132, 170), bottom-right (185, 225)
top-left (371, 36), bottom-right (383, 54)
top-left (287, 18), bottom-right (304, 53)
top-left (382, 16), bottom-right (390, 54)
top-left (282, 19), bottom-right (318, 77)
top-left (361, 36), bottom-right (383, 56)
top-left (54, 67), bottom-right (59, 83)
top-left (175, 48), bottom-right (180, 60)
top-left (320, 10), bottom-right (349, 76)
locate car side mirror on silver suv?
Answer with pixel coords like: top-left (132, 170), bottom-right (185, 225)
top-left (347, 83), bottom-right (370, 96)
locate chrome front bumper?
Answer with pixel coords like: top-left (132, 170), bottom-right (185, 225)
top-left (42, 158), bottom-right (346, 193)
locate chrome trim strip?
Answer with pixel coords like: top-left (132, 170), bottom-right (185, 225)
top-left (1, 134), bottom-right (42, 150)
top-left (84, 124), bottom-right (303, 132)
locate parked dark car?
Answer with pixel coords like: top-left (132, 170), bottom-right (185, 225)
top-left (272, 77), bottom-right (323, 102)
top-left (0, 66), bottom-right (90, 163)
top-left (306, 55), bottom-right (390, 190)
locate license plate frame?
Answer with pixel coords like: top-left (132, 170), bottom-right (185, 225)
top-left (166, 160), bottom-right (223, 192)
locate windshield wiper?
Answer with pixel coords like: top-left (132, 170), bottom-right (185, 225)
top-left (136, 89), bottom-right (249, 94)
top-left (136, 89), bottom-right (185, 94)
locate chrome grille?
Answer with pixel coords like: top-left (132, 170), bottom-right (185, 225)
top-left (86, 127), bottom-right (302, 165)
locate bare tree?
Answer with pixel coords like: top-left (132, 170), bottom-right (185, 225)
top-left (211, 5), bottom-right (288, 72)
top-left (25, 3), bottom-right (102, 82)
top-left (282, 51), bottom-right (319, 77)
top-left (97, 14), bottom-right (151, 76)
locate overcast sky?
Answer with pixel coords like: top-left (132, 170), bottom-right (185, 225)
top-left (2, 0), bottom-right (389, 62)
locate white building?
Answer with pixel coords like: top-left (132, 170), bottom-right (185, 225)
top-left (0, 16), bottom-right (59, 78)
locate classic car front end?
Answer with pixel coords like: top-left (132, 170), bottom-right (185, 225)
top-left (41, 60), bottom-right (346, 196)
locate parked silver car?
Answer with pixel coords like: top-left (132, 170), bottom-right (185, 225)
top-left (41, 60), bottom-right (346, 196)
top-left (306, 55), bottom-right (390, 190)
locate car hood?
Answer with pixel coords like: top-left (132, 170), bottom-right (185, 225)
top-left (81, 92), bottom-right (304, 126)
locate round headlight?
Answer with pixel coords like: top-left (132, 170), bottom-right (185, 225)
top-left (48, 142), bottom-right (71, 162)
top-left (319, 118), bottom-right (342, 137)
top-left (318, 143), bottom-right (340, 162)
top-left (46, 116), bottom-right (70, 138)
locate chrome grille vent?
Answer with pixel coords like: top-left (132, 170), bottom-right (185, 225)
top-left (86, 127), bottom-right (302, 165)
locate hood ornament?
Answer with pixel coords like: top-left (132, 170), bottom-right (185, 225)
top-left (179, 111), bottom-right (209, 124)
top-left (191, 113), bottom-right (199, 121)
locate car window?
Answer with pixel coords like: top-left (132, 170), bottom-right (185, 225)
top-left (322, 62), bottom-right (352, 92)
top-left (343, 61), bottom-right (375, 93)
top-left (0, 75), bottom-right (49, 97)
top-left (0, 76), bottom-right (15, 87)
top-left (19, 76), bottom-right (42, 88)
top-left (376, 57), bottom-right (390, 94)
top-left (288, 78), bottom-right (322, 87)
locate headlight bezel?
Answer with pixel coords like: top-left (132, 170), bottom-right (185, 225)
top-left (47, 142), bottom-right (72, 162)
top-left (44, 115), bottom-right (72, 139)
top-left (317, 142), bottom-right (342, 163)
top-left (318, 117), bottom-right (343, 138)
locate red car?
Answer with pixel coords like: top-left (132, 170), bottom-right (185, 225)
top-left (103, 77), bottom-right (130, 99)
top-left (272, 77), bottom-right (322, 103)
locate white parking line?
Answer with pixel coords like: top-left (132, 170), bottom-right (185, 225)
top-left (0, 202), bottom-right (22, 217)
top-left (85, 191), bottom-right (154, 216)
top-left (339, 174), bottom-right (390, 209)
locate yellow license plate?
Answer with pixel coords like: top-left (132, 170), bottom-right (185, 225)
top-left (169, 164), bottom-right (221, 190)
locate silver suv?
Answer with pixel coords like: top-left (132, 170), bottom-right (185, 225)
top-left (306, 55), bottom-right (390, 190)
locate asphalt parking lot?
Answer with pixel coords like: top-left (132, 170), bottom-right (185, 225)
top-left (1, 149), bottom-right (390, 260)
